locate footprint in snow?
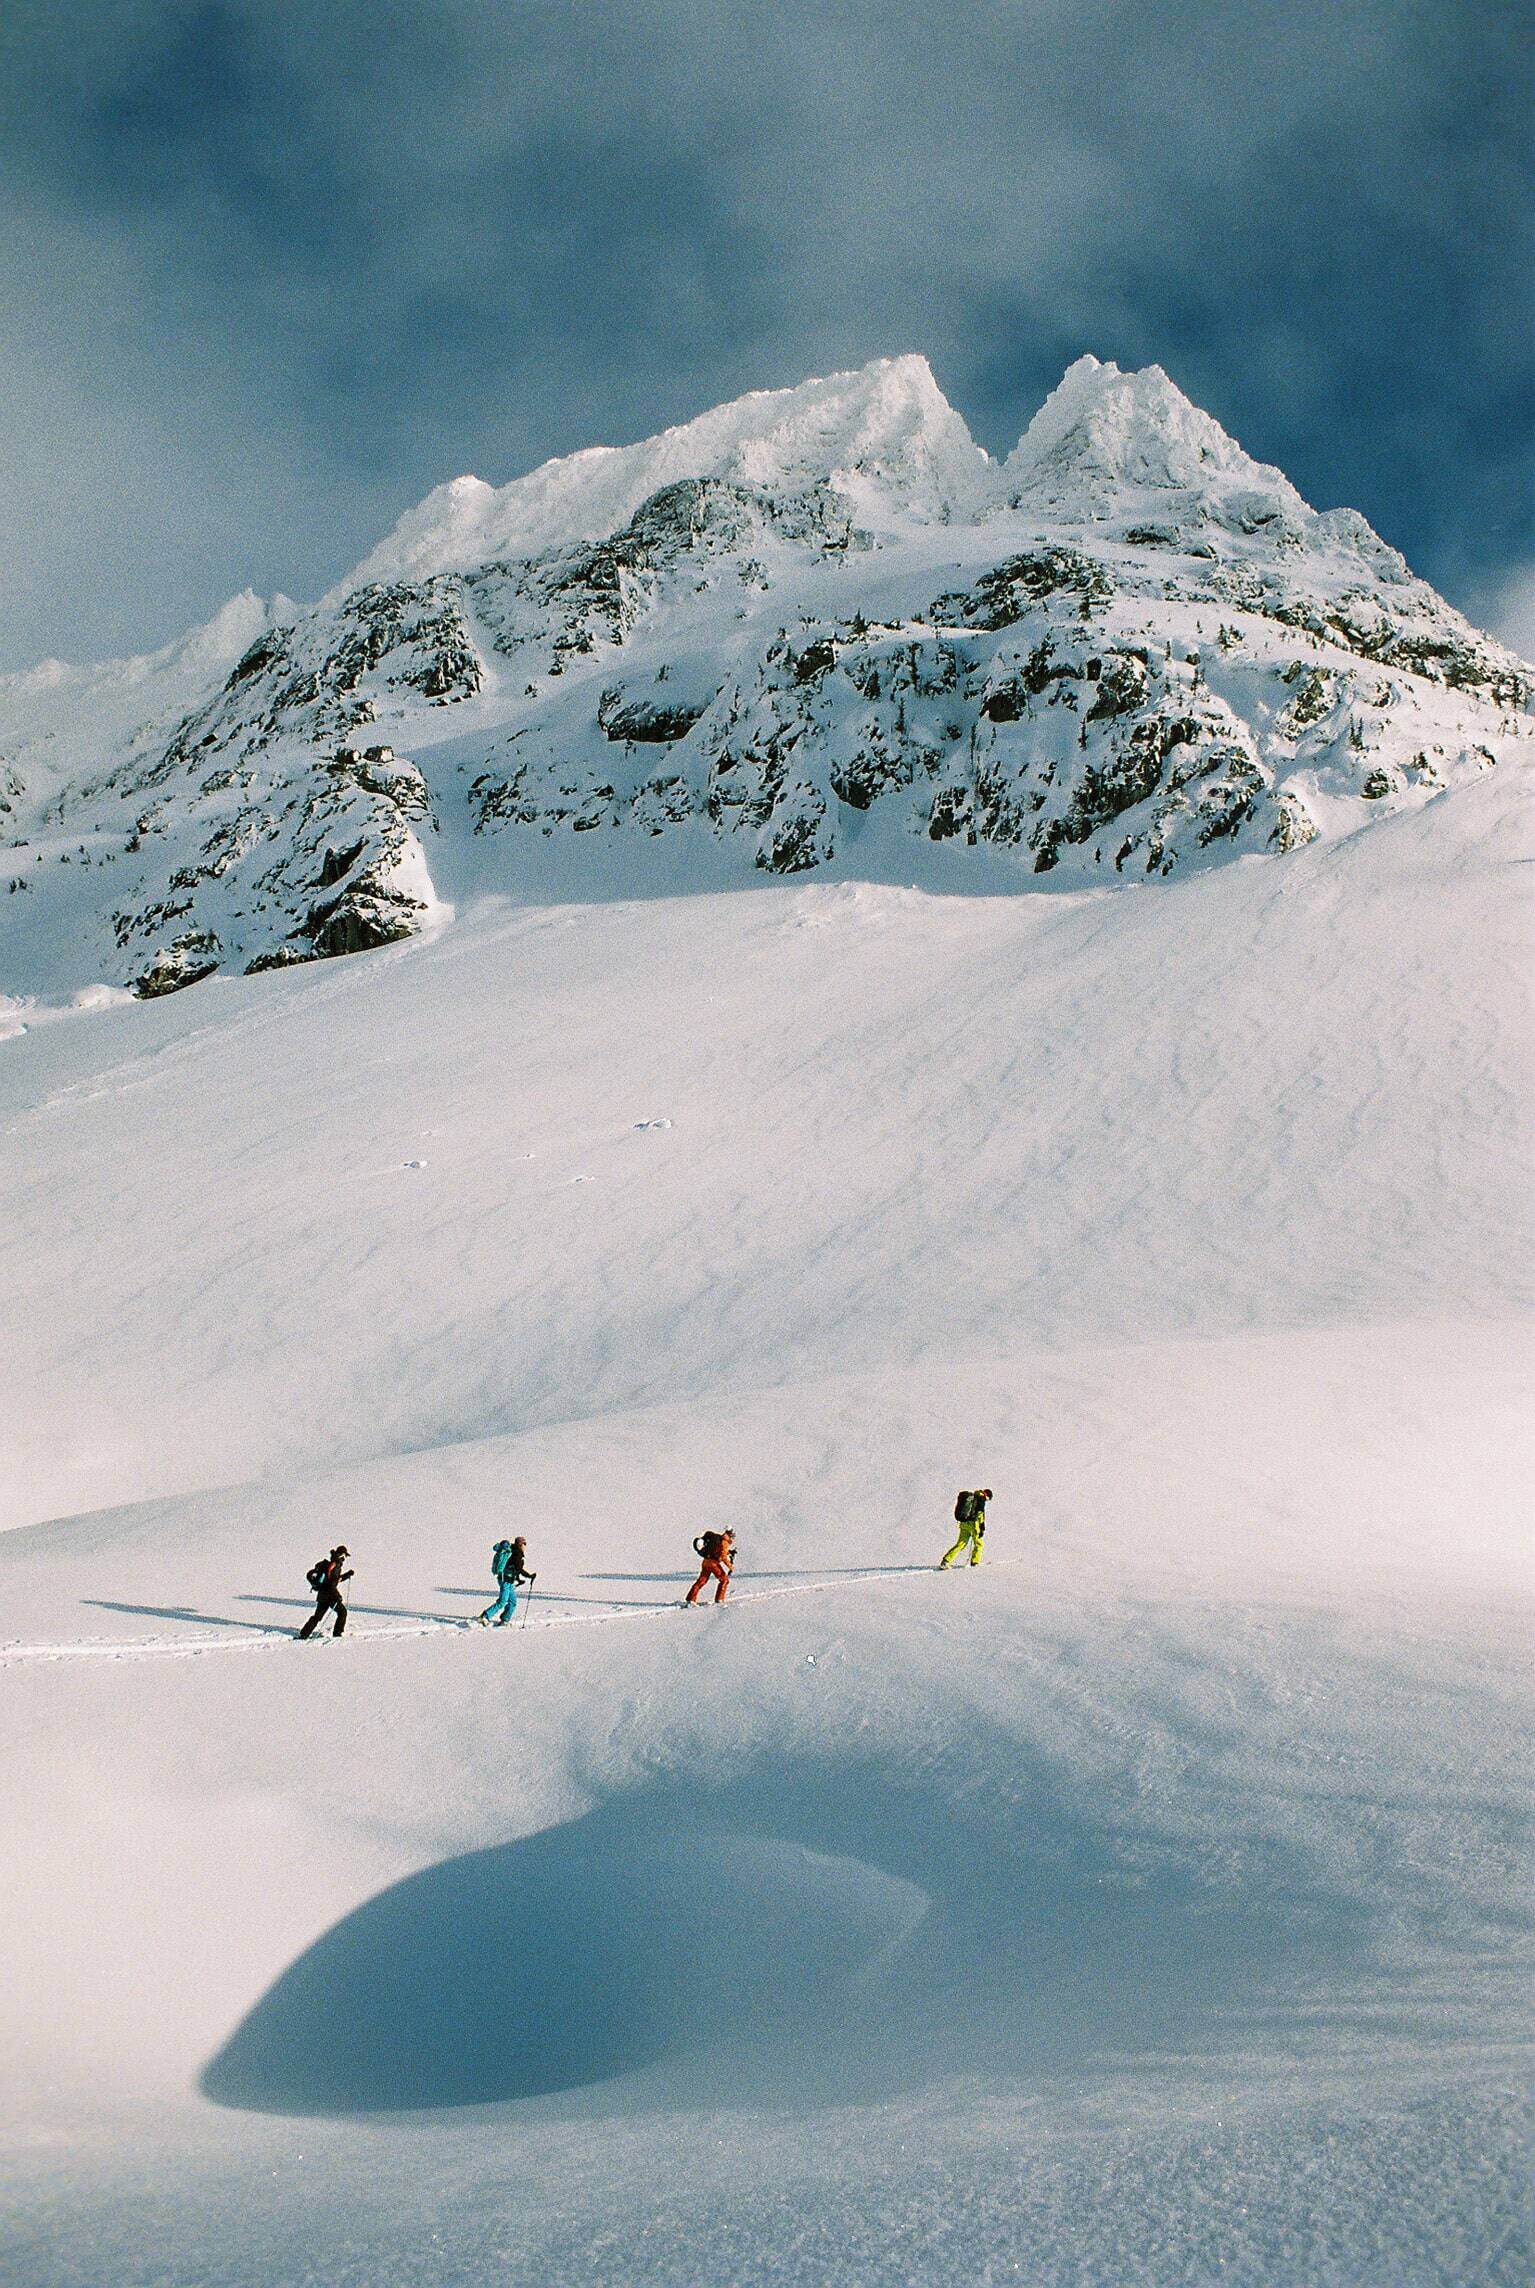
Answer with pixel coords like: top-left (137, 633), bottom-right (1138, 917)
top-left (633, 1119), bottom-right (673, 1131)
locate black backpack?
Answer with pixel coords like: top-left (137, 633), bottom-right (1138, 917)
top-left (696, 1530), bottom-right (725, 1561)
top-left (306, 1559), bottom-right (330, 1591)
top-left (954, 1490), bottom-right (981, 1525)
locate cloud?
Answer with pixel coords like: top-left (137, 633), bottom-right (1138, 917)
top-left (1482, 566), bottom-right (1535, 662)
top-left (0, 0), bottom-right (1529, 665)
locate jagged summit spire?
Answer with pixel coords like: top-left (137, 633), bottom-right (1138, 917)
top-left (1001, 353), bottom-right (1305, 513)
top-left (331, 354), bottom-right (989, 599)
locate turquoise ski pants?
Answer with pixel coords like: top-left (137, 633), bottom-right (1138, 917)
top-left (480, 1581), bottom-right (518, 1625)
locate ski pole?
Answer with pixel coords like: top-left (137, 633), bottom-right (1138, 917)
top-left (519, 1572), bottom-right (537, 1628)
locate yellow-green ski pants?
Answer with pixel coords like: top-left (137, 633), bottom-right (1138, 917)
top-left (940, 1520), bottom-right (984, 1567)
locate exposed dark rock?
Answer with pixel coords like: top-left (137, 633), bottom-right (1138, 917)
top-left (597, 690), bottom-right (710, 743)
top-left (133, 932), bottom-right (222, 998)
top-left (1085, 652), bottom-right (1150, 724)
top-left (317, 839), bottom-right (368, 889)
top-left (226, 631), bottom-right (290, 688)
top-left (928, 787), bottom-right (971, 842)
top-left (1061, 740), bottom-right (1166, 843)
top-left (306, 895), bottom-right (419, 958)
top-left (245, 944), bottom-right (317, 975)
top-left (1271, 794), bottom-right (1319, 852)
top-left (791, 638), bottom-right (838, 684)
top-left (830, 737), bottom-right (909, 812)
top-left (932, 548), bottom-right (1112, 632)
top-left (757, 802), bottom-right (831, 873)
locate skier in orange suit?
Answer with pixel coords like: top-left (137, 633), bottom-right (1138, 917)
top-left (685, 1529), bottom-right (735, 1605)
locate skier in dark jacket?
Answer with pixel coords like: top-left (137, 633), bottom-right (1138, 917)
top-left (477, 1536), bottom-right (533, 1627)
top-left (298, 1546), bottom-right (353, 1638)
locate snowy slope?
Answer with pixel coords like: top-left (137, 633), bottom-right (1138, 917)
top-left (1, 769), bottom-right (1531, 1532)
top-left (1, 713), bottom-right (1532, 2286)
top-left (2, 354), bottom-right (1529, 1006)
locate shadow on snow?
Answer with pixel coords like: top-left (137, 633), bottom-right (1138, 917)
top-left (201, 1751), bottom-right (1369, 2121)
top-left (83, 1600), bottom-right (293, 1636)
top-left (579, 1566), bottom-right (930, 1584)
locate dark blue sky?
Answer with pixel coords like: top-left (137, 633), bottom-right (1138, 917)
top-left (2, 0), bottom-right (1531, 667)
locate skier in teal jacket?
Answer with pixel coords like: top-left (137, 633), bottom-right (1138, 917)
top-left (477, 1536), bottom-right (532, 1626)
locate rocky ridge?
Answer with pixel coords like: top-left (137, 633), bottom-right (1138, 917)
top-left (1, 354), bottom-right (1529, 1002)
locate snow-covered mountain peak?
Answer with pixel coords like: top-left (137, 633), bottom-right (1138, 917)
top-left (332, 354), bottom-right (989, 597)
top-left (718, 351), bottom-right (989, 519)
top-left (3, 347), bottom-right (1529, 1005)
top-left (1001, 353), bottom-right (1305, 520)
top-left (163, 588), bottom-right (286, 675)
top-left (332, 475), bottom-right (501, 605)
top-left (0, 587), bottom-right (280, 701)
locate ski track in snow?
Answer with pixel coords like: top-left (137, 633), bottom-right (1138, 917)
top-left (0, 1559), bottom-right (978, 1666)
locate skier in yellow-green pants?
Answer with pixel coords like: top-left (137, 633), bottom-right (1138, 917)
top-left (940, 1488), bottom-right (992, 1568)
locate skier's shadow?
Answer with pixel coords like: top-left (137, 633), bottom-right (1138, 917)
top-left (83, 1600), bottom-right (291, 1636)
top-left (201, 1754), bottom-right (1370, 2122)
top-left (236, 1595), bottom-right (459, 1626)
top-left (582, 1566), bottom-right (927, 1583)
top-left (433, 1586), bottom-right (650, 1608)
